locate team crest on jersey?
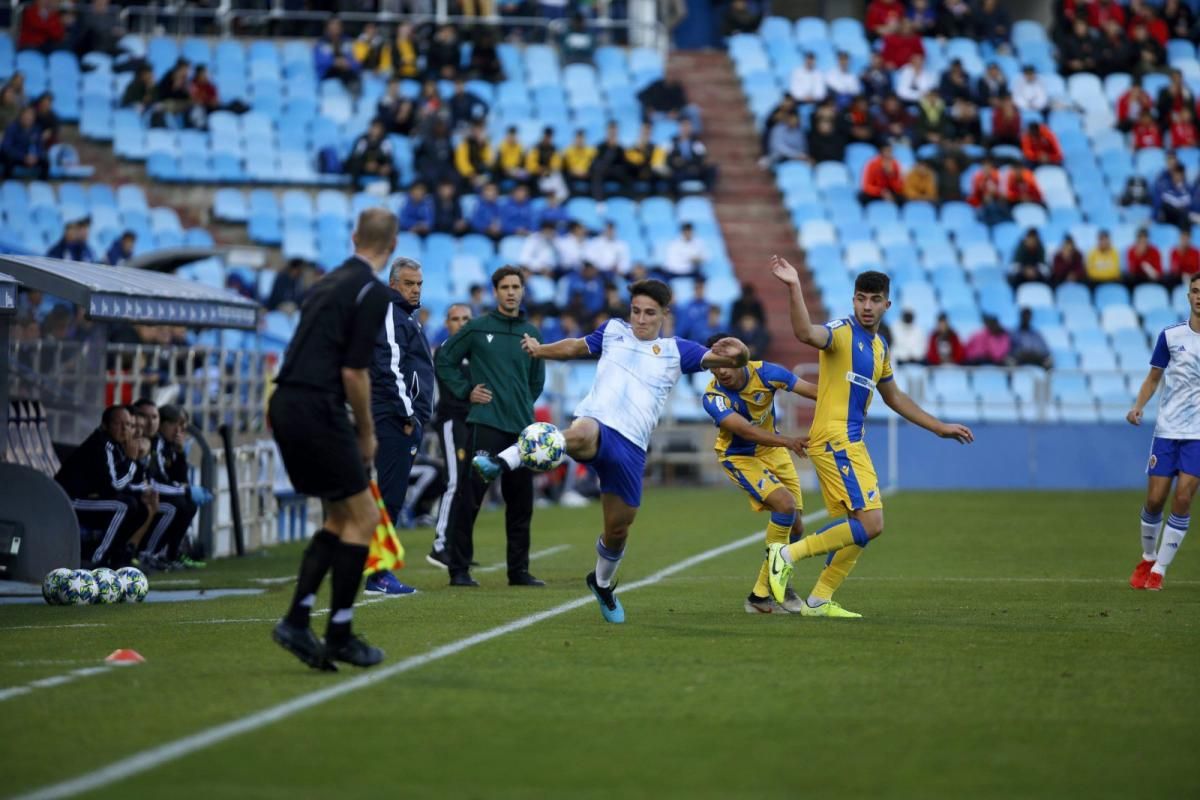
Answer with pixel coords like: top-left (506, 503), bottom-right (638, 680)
top-left (840, 465), bottom-right (850, 475)
top-left (652, 344), bottom-right (661, 355)
top-left (486, 334), bottom-right (494, 343)
top-left (1149, 454), bottom-right (1158, 469)
top-left (857, 341), bottom-right (864, 351)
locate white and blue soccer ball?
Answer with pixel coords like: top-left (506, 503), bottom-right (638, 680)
top-left (517, 422), bottom-right (567, 473)
top-left (42, 568), bottom-right (73, 605)
top-left (91, 568), bottom-right (123, 604)
top-left (65, 570), bottom-right (98, 605)
top-left (116, 566), bottom-right (149, 602)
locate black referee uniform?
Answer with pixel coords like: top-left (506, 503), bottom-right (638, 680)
top-left (430, 343), bottom-right (471, 562)
top-left (269, 252), bottom-right (391, 672)
top-left (55, 427), bottom-right (150, 568)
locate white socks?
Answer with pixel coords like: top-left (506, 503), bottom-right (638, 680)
top-left (594, 536), bottom-right (624, 588)
top-left (1140, 507), bottom-right (1163, 561)
top-left (1152, 514), bottom-right (1190, 575)
top-left (498, 445), bottom-right (520, 471)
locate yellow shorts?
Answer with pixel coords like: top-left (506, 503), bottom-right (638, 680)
top-left (718, 448), bottom-right (803, 513)
top-left (807, 440), bottom-right (883, 517)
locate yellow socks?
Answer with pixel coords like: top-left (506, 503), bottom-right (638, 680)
top-left (785, 518), bottom-right (870, 562)
top-left (754, 511), bottom-right (795, 597)
top-left (811, 544), bottom-right (864, 601)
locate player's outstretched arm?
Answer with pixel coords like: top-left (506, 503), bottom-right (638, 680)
top-left (770, 255), bottom-right (832, 349)
top-left (718, 413), bottom-right (809, 457)
top-left (791, 377), bottom-right (818, 401)
top-left (701, 337), bottom-right (751, 368)
top-left (1127, 367), bottom-right (1163, 425)
top-left (522, 333), bottom-right (590, 361)
top-left (878, 379), bottom-right (974, 444)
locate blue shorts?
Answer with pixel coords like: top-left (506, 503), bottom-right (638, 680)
top-left (1147, 437), bottom-right (1200, 478)
top-left (580, 421), bottom-right (645, 508)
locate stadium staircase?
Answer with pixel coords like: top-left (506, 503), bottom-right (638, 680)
top-left (670, 50), bottom-right (820, 372)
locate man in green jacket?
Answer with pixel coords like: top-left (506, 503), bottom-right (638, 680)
top-left (435, 265), bottom-right (546, 587)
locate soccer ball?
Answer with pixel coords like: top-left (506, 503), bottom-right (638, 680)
top-left (517, 422), bottom-right (567, 473)
top-left (116, 566), bottom-right (149, 602)
top-left (91, 568), bottom-right (123, 604)
top-left (64, 570), bottom-right (98, 605)
top-left (42, 568), bottom-right (73, 605)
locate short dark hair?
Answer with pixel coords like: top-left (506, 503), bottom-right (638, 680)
top-left (630, 279), bottom-right (672, 309)
top-left (159, 404), bottom-right (186, 424)
top-left (100, 404), bottom-right (127, 428)
top-left (1190, 272), bottom-right (1200, 286)
top-left (491, 265), bottom-right (524, 288)
top-left (855, 270), bottom-right (890, 296)
top-left (705, 332), bottom-right (734, 348)
top-left (131, 398), bottom-right (157, 413)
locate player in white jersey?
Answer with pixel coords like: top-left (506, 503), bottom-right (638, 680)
top-left (1126, 272), bottom-right (1200, 591)
top-left (472, 279), bottom-right (749, 622)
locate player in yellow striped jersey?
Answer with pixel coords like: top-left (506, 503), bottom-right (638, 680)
top-left (701, 342), bottom-right (817, 614)
top-left (764, 257), bottom-right (974, 617)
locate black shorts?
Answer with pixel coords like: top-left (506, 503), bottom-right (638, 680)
top-left (269, 386), bottom-right (369, 501)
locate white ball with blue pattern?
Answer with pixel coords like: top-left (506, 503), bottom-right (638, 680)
top-left (42, 568), bottom-right (73, 605)
top-left (116, 567), bottom-right (149, 602)
top-left (517, 422), bottom-right (567, 473)
top-left (65, 570), bottom-right (98, 605)
top-left (91, 568), bottom-right (123, 604)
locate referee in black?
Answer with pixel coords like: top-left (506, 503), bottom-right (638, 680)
top-left (269, 208), bottom-right (397, 671)
top-left (427, 302), bottom-right (473, 569)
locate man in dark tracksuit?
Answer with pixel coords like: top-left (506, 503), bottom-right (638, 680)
top-left (364, 257), bottom-right (434, 596)
top-left (55, 405), bottom-right (152, 569)
top-left (428, 302), bottom-right (474, 569)
top-left (435, 265), bottom-right (545, 587)
top-left (131, 400), bottom-right (204, 569)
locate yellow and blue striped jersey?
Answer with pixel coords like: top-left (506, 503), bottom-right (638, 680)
top-left (702, 361), bottom-right (797, 458)
top-left (810, 317), bottom-right (893, 447)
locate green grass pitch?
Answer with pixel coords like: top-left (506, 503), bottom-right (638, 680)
top-left (2, 488), bottom-right (1197, 799)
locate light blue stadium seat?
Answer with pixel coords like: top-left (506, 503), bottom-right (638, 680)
top-left (1132, 284), bottom-right (1170, 315)
top-left (1015, 282), bottom-right (1054, 309)
top-left (930, 368), bottom-right (971, 401)
top-left (1093, 283), bottom-right (1130, 310)
top-left (1101, 305), bottom-right (1140, 334)
top-left (814, 161), bottom-right (850, 190)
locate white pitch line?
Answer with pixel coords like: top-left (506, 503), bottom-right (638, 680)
top-left (11, 510), bottom-right (829, 800)
top-left (179, 596), bottom-right (393, 626)
top-left (0, 664), bottom-right (116, 704)
top-left (153, 579), bottom-right (201, 587)
top-left (249, 576), bottom-right (297, 585)
top-left (475, 543), bottom-right (572, 574)
top-left (0, 623), bottom-right (110, 632)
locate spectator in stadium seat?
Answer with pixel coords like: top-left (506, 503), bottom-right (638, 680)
top-left (1087, 230), bottom-right (1123, 284)
top-left (1096, 18), bottom-right (1134, 77)
top-left (903, 158), bottom-right (939, 202)
top-left (896, 53), bottom-right (937, 104)
top-left (807, 102), bottom-right (848, 162)
top-left (914, 89), bottom-right (952, 146)
top-left (881, 17), bottom-right (925, 69)
top-left (939, 0), bottom-right (972, 37)
top-left (380, 21), bottom-right (421, 80)
top-left (626, 122), bottom-right (670, 197)
top-left (874, 93), bottom-right (915, 145)
top-left (537, 192), bottom-right (569, 231)
top-left (674, 277), bottom-right (710, 340)
top-left (106, 230), bottom-right (136, 266)
top-left (377, 79), bottom-right (416, 136)
top-left (723, 0), bottom-right (762, 36)
top-left (967, 156), bottom-right (1001, 205)
top-left (519, 220), bottom-right (560, 276)
top-left (1012, 66), bottom-right (1049, 115)
top-left (1, 105), bottom-right (46, 179)
top-left (153, 59), bottom-right (193, 128)
top-left (1154, 161), bottom-right (1194, 228)
top-left (347, 119), bottom-right (397, 190)
top-left (948, 98), bottom-right (983, 146)
top-left (494, 126), bottom-right (527, 188)
top-left (591, 121), bottom-right (633, 200)
top-left (860, 142), bottom-right (906, 204)
top-left (1161, 0), bottom-right (1196, 39)
top-left (585, 221), bottom-right (632, 276)
top-left (1021, 121), bottom-right (1063, 166)
top-left (730, 281), bottom-right (765, 326)
top-left (352, 21), bottom-right (386, 71)
top-left (448, 78), bottom-right (488, 133)
top-left (735, 312), bottom-right (771, 360)
top-left (1132, 109), bottom-right (1164, 149)
top-left (18, 0), bottom-right (65, 53)
top-left (566, 263), bottom-right (608, 319)
top-left (30, 91), bottom-right (57, 148)
top-left (47, 215), bottom-right (95, 262)
top-left (1116, 75), bottom-right (1155, 132)
top-left (189, 65), bottom-right (220, 120)
top-left (889, 309), bottom-right (926, 363)
top-left (1060, 16), bottom-right (1101, 76)
top-left (1168, 108), bottom-right (1198, 150)
top-left (938, 59), bottom-right (975, 105)
top-left (1089, 0), bottom-right (1127, 30)
top-left (560, 13), bottom-right (596, 65)
top-left (432, 180), bottom-right (469, 235)
top-left (314, 18), bottom-right (360, 89)
top-left (1005, 166), bottom-right (1044, 206)
top-left (842, 95), bottom-right (876, 147)
top-left (976, 62), bottom-right (1009, 107)
top-left (120, 64), bottom-right (157, 112)
top-left (0, 83), bottom-right (20, 132)
top-left (467, 283), bottom-right (488, 316)
top-left (499, 184), bottom-right (535, 236)
top-left (1127, 228), bottom-right (1170, 286)
top-left (638, 76), bottom-right (700, 129)
top-left (971, 0), bottom-right (1011, 50)
top-left (760, 94), bottom-right (797, 156)
top-left (1170, 228), bottom-right (1200, 280)
top-left (1128, 22), bottom-right (1166, 75)
top-left (1121, 174), bottom-right (1151, 206)
top-left (788, 52), bottom-right (827, 105)
top-left (426, 24), bottom-right (461, 79)
top-left (825, 51), bottom-right (862, 108)
top-left (1009, 228), bottom-right (1050, 286)
top-left (936, 150), bottom-right (966, 202)
top-left (525, 126), bottom-right (566, 199)
top-left (1007, 308), bottom-right (1052, 368)
top-left (667, 118), bottom-right (717, 196)
top-left (662, 222), bottom-right (708, 279)
top-left (470, 182), bottom-right (504, 239)
top-left (556, 220), bottom-right (589, 271)
top-left (399, 182), bottom-right (434, 235)
top-left (266, 259), bottom-right (308, 312)
top-left (454, 121), bottom-right (494, 190)
top-left (415, 119), bottom-right (458, 187)
top-left (860, 52), bottom-right (892, 104)
top-left (767, 111), bottom-right (810, 166)
top-left (988, 93), bottom-right (1022, 147)
top-left (1130, 0), bottom-right (1171, 43)
top-left (1051, 235), bottom-right (1087, 285)
top-left (866, 0), bottom-right (905, 39)
top-left (563, 128), bottom-right (596, 195)
top-left (907, 0), bottom-right (938, 35)
top-left (925, 313), bottom-right (965, 365)
top-left (70, 0), bottom-right (123, 57)
top-left (964, 315), bottom-right (1012, 366)
top-left (469, 30), bottom-right (504, 82)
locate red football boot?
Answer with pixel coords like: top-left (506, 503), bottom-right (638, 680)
top-left (1130, 559), bottom-right (1156, 589)
top-left (1145, 571), bottom-right (1164, 591)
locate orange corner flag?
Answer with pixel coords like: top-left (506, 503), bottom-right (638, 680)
top-left (364, 480), bottom-right (406, 576)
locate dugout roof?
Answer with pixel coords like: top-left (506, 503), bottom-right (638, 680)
top-left (0, 272), bottom-right (15, 317)
top-left (0, 255), bottom-right (258, 330)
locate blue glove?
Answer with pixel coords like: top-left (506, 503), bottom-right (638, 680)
top-left (189, 485), bottom-right (213, 506)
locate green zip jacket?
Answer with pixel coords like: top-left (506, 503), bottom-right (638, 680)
top-left (434, 310), bottom-right (545, 434)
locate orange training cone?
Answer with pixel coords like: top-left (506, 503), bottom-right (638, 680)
top-left (105, 649), bottom-right (145, 665)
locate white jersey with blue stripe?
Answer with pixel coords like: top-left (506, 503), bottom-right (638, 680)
top-left (573, 319), bottom-right (709, 451)
top-left (1150, 321), bottom-right (1200, 440)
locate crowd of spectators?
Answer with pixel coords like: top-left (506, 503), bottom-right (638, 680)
top-left (0, 70), bottom-right (58, 179)
top-left (888, 306), bottom-right (1053, 369)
